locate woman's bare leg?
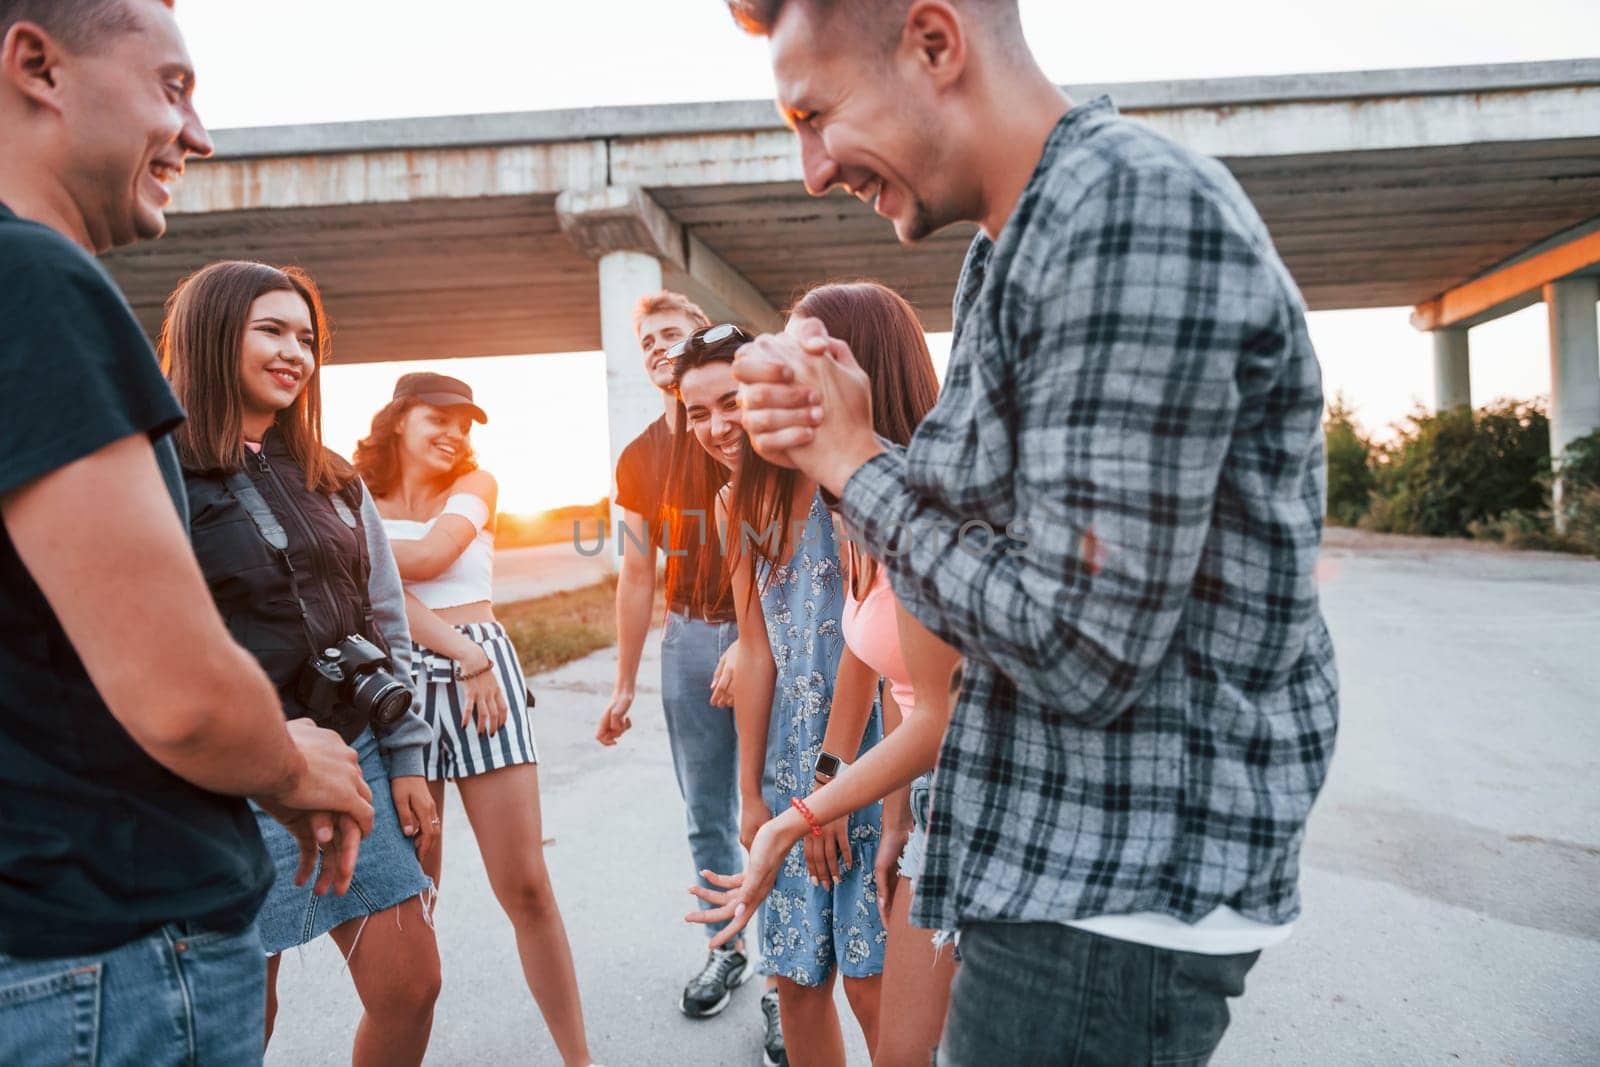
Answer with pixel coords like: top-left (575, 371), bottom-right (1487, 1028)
top-left (264, 954), bottom-right (281, 1048)
top-left (457, 763), bottom-right (593, 1067)
top-left (842, 972), bottom-right (883, 1056)
top-left (872, 876), bottom-right (956, 1066)
top-left (777, 973), bottom-right (845, 1067)
top-left (327, 895), bottom-right (442, 1067)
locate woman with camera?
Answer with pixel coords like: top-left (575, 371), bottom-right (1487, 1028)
top-left (163, 261), bottom-right (441, 1066)
top-left (355, 374), bottom-right (596, 1067)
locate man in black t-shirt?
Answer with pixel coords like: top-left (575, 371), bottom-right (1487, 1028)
top-left (0, 4), bottom-right (372, 1062)
top-left (598, 291), bottom-right (784, 1059)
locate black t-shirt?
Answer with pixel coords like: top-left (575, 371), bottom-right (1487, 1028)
top-left (0, 202), bottom-right (272, 958)
top-left (615, 415), bottom-right (735, 622)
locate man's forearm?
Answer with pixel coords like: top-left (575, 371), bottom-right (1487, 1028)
top-left (133, 646), bottom-right (305, 800)
top-left (2, 433), bottom-right (307, 803)
top-left (801, 431), bottom-right (884, 501)
top-left (613, 563), bottom-right (655, 691)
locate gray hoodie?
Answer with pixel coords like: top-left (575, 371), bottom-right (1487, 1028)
top-left (358, 480), bottom-right (432, 779)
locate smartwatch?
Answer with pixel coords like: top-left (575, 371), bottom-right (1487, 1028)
top-left (813, 751), bottom-right (850, 783)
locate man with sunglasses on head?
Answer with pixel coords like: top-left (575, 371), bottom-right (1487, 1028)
top-left (598, 293), bottom-right (784, 1064)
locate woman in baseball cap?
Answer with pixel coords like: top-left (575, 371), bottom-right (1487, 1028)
top-left (353, 374), bottom-right (598, 1067)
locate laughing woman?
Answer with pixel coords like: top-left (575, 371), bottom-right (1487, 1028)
top-left (162, 261), bottom-right (441, 1067)
top-left (689, 282), bottom-right (961, 1067)
top-left (354, 374), bottom-right (597, 1067)
top-left (671, 322), bottom-right (888, 1066)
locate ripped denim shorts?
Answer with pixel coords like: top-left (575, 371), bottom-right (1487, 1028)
top-left (249, 727), bottom-right (433, 956)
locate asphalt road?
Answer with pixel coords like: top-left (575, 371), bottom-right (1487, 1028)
top-left (266, 530), bottom-right (1600, 1066)
top-left (493, 542), bottom-right (610, 603)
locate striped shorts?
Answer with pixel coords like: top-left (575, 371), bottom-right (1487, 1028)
top-left (413, 621), bottom-right (539, 781)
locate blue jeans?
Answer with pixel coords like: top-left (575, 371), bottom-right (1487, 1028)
top-left (660, 611), bottom-right (742, 938)
top-left (938, 922), bottom-right (1259, 1066)
top-left (0, 920), bottom-right (265, 1065)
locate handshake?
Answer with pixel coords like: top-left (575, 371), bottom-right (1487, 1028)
top-left (732, 316), bottom-right (887, 496)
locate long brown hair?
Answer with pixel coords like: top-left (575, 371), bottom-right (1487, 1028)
top-left (727, 281), bottom-right (940, 594)
top-left (351, 395), bottom-right (480, 498)
top-left (664, 325), bottom-right (748, 618)
top-left (162, 260), bottom-right (349, 493)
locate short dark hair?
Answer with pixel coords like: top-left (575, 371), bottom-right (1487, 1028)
top-left (728, 0), bottom-right (853, 36)
top-left (0, 0), bottom-right (171, 54)
top-left (727, 0), bottom-right (1022, 48)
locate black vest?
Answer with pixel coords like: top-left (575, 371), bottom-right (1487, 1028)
top-left (184, 431), bottom-right (379, 737)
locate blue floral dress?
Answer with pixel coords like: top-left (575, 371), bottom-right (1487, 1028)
top-left (757, 492), bottom-right (887, 986)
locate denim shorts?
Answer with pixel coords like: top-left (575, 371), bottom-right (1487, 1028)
top-left (898, 773), bottom-right (933, 882)
top-left (0, 920), bottom-right (265, 1065)
top-left (250, 728), bottom-right (432, 955)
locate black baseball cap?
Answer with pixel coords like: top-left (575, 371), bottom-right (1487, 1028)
top-left (392, 372), bottom-right (487, 424)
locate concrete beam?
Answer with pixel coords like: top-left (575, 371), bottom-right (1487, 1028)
top-left (1411, 223), bottom-right (1600, 332)
top-left (557, 186), bottom-right (782, 332)
top-left (170, 143), bottom-right (605, 214)
top-left (608, 81), bottom-right (1600, 189)
top-left (201, 60), bottom-right (1600, 160)
top-left (556, 185), bottom-right (685, 266)
top-left (666, 233), bottom-right (785, 334)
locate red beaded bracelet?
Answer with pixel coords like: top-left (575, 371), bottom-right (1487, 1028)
top-left (791, 796), bottom-right (824, 837)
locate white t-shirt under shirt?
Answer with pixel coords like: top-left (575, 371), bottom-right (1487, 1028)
top-left (1067, 907), bottom-right (1292, 955)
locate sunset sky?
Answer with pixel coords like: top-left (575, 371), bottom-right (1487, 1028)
top-left (175, 1), bottom-right (1589, 514)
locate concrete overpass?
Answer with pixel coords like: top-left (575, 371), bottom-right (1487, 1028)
top-left (103, 59), bottom-right (1600, 487)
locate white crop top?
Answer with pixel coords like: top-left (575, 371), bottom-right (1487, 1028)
top-left (381, 493), bottom-right (495, 609)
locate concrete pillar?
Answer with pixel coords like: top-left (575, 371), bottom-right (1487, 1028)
top-left (1431, 327), bottom-right (1472, 411)
top-left (599, 250), bottom-right (666, 562)
top-left (1545, 277), bottom-right (1600, 528)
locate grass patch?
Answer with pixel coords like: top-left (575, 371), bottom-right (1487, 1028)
top-left (495, 575), bottom-right (665, 676)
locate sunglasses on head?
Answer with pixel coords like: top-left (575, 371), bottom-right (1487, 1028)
top-left (665, 322), bottom-right (749, 362)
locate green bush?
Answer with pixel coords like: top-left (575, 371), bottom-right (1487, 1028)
top-left (1323, 394), bottom-right (1375, 527)
top-left (1473, 428), bottom-right (1600, 557)
top-left (1558, 427), bottom-right (1600, 490)
top-left (1362, 399), bottom-right (1550, 537)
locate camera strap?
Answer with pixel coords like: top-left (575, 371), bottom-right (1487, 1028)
top-left (223, 470), bottom-right (325, 660)
top-left (328, 487), bottom-right (379, 637)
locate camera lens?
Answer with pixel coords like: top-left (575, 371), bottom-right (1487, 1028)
top-left (352, 671), bottom-right (412, 727)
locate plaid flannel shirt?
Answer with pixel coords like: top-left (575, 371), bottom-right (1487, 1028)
top-left (839, 97), bottom-right (1339, 932)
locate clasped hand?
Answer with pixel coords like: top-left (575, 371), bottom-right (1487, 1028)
top-left (732, 317), bottom-right (882, 493)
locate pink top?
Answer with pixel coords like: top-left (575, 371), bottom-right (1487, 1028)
top-left (840, 565), bottom-right (917, 718)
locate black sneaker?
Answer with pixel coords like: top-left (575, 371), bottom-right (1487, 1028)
top-left (680, 947), bottom-right (753, 1018)
top-left (761, 987), bottom-right (788, 1067)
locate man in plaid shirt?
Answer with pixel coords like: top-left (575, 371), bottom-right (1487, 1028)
top-left (726, 0), bottom-right (1339, 1062)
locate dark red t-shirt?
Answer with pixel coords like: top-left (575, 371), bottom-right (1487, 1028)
top-left (615, 415), bottom-right (735, 622)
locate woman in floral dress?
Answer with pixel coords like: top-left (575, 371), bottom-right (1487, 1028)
top-left (705, 328), bottom-right (889, 1065)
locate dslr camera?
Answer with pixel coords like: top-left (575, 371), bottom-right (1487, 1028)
top-left (297, 634), bottom-right (412, 728)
